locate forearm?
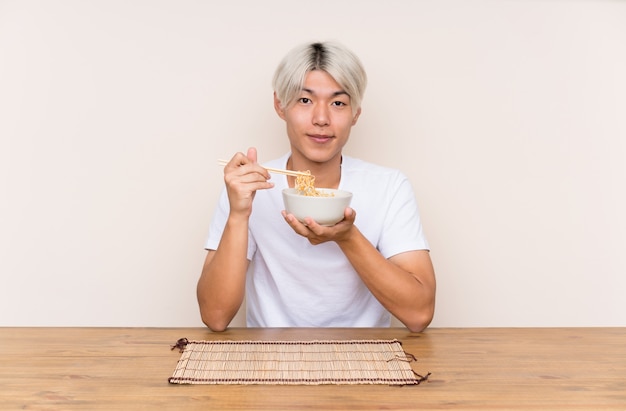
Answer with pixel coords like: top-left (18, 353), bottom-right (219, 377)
top-left (197, 214), bottom-right (250, 331)
top-left (336, 227), bottom-right (436, 332)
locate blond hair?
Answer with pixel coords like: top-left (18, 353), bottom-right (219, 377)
top-left (272, 41), bottom-right (367, 115)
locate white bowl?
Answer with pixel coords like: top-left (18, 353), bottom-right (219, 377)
top-left (282, 188), bottom-right (353, 226)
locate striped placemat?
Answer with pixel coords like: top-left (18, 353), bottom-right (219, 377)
top-left (168, 338), bottom-right (429, 385)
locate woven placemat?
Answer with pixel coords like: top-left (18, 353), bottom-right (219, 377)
top-left (168, 338), bottom-right (429, 386)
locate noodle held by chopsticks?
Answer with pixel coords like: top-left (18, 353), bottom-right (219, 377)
top-left (295, 171), bottom-right (334, 197)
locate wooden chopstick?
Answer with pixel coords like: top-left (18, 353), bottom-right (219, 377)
top-left (217, 159), bottom-right (310, 177)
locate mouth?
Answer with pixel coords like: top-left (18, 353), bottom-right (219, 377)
top-left (307, 134), bottom-right (334, 143)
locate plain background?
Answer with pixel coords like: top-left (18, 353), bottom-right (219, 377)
top-left (1, 0), bottom-right (625, 328)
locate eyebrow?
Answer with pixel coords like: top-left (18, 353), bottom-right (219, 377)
top-left (302, 88), bottom-right (349, 98)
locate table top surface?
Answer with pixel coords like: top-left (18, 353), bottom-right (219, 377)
top-left (1, 327), bottom-right (625, 410)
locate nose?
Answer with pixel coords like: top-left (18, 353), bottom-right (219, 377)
top-left (312, 103), bottom-right (330, 127)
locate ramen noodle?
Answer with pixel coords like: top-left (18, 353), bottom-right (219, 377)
top-left (295, 171), bottom-right (334, 197)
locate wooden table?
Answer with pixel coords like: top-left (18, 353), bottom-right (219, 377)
top-left (1, 327), bottom-right (624, 410)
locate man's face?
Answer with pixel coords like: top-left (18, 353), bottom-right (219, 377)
top-left (274, 70), bottom-right (361, 166)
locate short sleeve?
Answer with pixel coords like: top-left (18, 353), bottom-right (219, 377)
top-left (377, 176), bottom-right (429, 258)
top-left (204, 186), bottom-right (256, 260)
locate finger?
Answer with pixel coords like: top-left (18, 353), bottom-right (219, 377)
top-left (226, 175), bottom-right (274, 195)
top-left (225, 155), bottom-right (270, 180)
top-left (225, 152), bottom-right (251, 168)
top-left (303, 217), bottom-right (322, 232)
top-left (344, 207), bottom-right (356, 224)
top-left (282, 211), bottom-right (310, 235)
top-left (247, 147), bottom-right (258, 163)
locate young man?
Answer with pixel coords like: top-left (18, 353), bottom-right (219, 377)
top-left (197, 41), bottom-right (436, 332)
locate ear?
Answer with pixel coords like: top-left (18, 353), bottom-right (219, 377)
top-left (274, 92), bottom-right (286, 120)
top-left (351, 107), bottom-right (362, 126)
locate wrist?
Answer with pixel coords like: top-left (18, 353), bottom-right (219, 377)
top-left (335, 224), bottom-right (360, 248)
top-left (226, 211), bottom-right (250, 228)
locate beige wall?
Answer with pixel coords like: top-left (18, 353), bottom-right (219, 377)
top-left (1, 0), bottom-right (625, 327)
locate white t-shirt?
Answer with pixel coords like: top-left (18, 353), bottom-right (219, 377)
top-left (205, 153), bottom-right (429, 327)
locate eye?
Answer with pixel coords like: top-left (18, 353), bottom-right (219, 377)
top-left (331, 101), bottom-right (347, 107)
top-left (298, 97), bottom-right (311, 104)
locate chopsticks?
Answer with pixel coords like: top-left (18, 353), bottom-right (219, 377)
top-left (217, 159), bottom-right (310, 177)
